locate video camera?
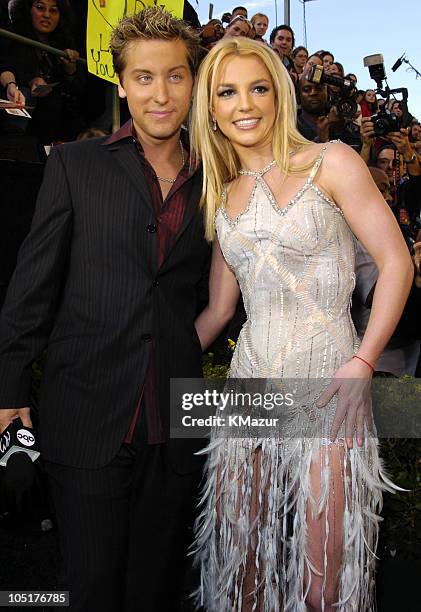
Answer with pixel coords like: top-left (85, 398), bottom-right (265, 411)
top-left (306, 65), bottom-right (358, 119)
top-left (363, 54), bottom-right (413, 136)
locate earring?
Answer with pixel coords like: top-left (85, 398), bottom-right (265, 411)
top-left (212, 118), bottom-right (217, 132)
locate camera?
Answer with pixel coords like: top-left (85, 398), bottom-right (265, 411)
top-left (307, 64), bottom-right (357, 118)
top-left (363, 53), bottom-right (413, 135)
top-left (369, 108), bottom-right (401, 137)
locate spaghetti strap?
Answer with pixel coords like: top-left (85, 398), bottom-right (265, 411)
top-left (308, 140), bottom-right (339, 183)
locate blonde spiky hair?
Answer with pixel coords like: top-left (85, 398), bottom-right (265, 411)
top-left (110, 6), bottom-right (200, 78)
top-left (190, 37), bottom-right (312, 241)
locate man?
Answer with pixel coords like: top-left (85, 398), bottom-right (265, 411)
top-left (269, 24), bottom-right (295, 72)
top-left (231, 5), bottom-right (248, 18)
top-left (0, 7), bottom-right (209, 612)
top-left (224, 14), bottom-right (251, 37)
top-left (296, 78), bottom-right (329, 141)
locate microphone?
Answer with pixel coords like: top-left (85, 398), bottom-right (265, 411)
top-left (391, 54), bottom-right (405, 72)
top-left (0, 419), bottom-right (40, 505)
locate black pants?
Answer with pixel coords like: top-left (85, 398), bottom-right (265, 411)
top-left (44, 443), bottom-right (201, 612)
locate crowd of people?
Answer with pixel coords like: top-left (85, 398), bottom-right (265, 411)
top-left (0, 4), bottom-right (420, 612)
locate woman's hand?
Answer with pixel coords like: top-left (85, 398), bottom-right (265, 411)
top-left (6, 82), bottom-right (25, 106)
top-left (316, 358), bottom-right (374, 449)
top-left (61, 48), bottom-right (79, 75)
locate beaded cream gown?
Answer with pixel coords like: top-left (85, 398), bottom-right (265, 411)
top-left (193, 143), bottom-right (398, 611)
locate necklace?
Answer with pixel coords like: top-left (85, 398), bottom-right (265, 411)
top-left (155, 140), bottom-right (186, 184)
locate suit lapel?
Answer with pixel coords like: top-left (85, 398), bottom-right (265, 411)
top-left (107, 142), bottom-right (156, 218)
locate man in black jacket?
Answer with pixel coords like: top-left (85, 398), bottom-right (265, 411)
top-left (0, 8), bottom-right (210, 611)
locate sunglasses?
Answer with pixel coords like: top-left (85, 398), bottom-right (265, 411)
top-left (229, 15), bottom-right (252, 28)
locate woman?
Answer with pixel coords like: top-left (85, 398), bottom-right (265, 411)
top-left (292, 45), bottom-right (308, 76)
top-left (5, 0), bottom-right (85, 142)
top-left (191, 37), bottom-right (412, 611)
top-left (250, 12), bottom-right (269, 42)
top-left (302, 51), bottom-right (323, 78)
top-left (360, 89), bottom-right (378, 118)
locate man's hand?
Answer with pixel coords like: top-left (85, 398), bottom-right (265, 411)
top-left (61, 48), bottom-right (79, 75)
top-left (316, 106), bottom-right (341, 142)
top-left (413, 242), bottom-right (421, 288)
top-left (0, 407), bottom-right (32, 434)
top-left (30, 77), bottom-right (52, 97)
top-left (360, 116), bottom-right (375, 146)
top-left (386, 128), bottom-right (414, 157)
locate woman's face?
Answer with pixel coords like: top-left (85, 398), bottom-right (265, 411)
top-left (365, 90), bottom-right (376, 104)
top-left (294, 49), bottom-right (308, 69)
top-left (253, 17), bottom-right (268, 37)
top-left (31, 0), bottom-right (60, 35)
top-left (212, 54), bottom-right (276, 153)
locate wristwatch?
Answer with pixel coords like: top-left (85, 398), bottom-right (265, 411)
top-left (404, 152), bottom-right (418, 164)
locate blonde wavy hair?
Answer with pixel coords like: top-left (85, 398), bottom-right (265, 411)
top-left (191, 37), bottom-right (311, 241)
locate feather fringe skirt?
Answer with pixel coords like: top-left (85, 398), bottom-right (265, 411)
top-left (192, 435), bottom-right (401, 611)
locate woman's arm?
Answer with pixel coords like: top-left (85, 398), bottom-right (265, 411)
top-left (321, 142), bottom-right (413, 365)
top-left (316, 143), bottom-right (413, 447)
top-left (195, 238), bottom-right (240, 351)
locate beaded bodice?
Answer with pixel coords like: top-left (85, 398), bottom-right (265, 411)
top-left (215, 142), bottom-right (358, 379)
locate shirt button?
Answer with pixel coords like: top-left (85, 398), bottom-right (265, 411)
top-left (146, 224), bottom-right (157, 233)
top-left (141, 333), bottom-right (152, 342)
top-left (152, 280), bottom-right (159, 287)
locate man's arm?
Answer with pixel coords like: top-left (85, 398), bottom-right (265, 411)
top-left (0, 147), bottom-right (73, 430)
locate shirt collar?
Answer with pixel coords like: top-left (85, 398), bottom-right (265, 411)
top-left (102, 119), bottom-right (133, 146)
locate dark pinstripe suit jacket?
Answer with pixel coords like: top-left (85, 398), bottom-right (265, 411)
top-left (0, 134), bottom-right (210, 471)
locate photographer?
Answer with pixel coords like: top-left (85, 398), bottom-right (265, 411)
top-left (303, 63), bottom-right (362, 149)
top-left (360, 121), bottom-right (421, 266)
top-left (352, 167), bottom-right (421, 377)
top-left (296, 77), bottom-right (338, 142)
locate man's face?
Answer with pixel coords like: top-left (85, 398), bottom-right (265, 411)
top-left (410, 123), bottom-right (421, 141)
top-left (376, 148), bottom-right (395, 181)
top-left (391, 102), bottom-right (403, 118)
top-left (225, 17), bottom-right (250, 37)
top-left (118, 39), bottom-right (193, 143)
top-left (272, 29), bottom-right (293, 56)
top-left (299, 81), bottom-right (328, 116)
top-left (232, 8), bottom-right (248, 18)
top-left (370, 168), bottom-right (392, 204)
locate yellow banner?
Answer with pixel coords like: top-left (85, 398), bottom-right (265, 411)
top-left (87, 1), bottom-right (185, 84)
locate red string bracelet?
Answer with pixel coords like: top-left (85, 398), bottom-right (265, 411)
top-left (352, 355), bottom-right (375, 373)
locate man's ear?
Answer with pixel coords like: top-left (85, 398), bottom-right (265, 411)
top-left (117, 78), bottom-right (127, 99)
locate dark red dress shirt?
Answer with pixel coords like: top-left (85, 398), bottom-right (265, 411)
top-left (104, 120), bottom-right (195, 444)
